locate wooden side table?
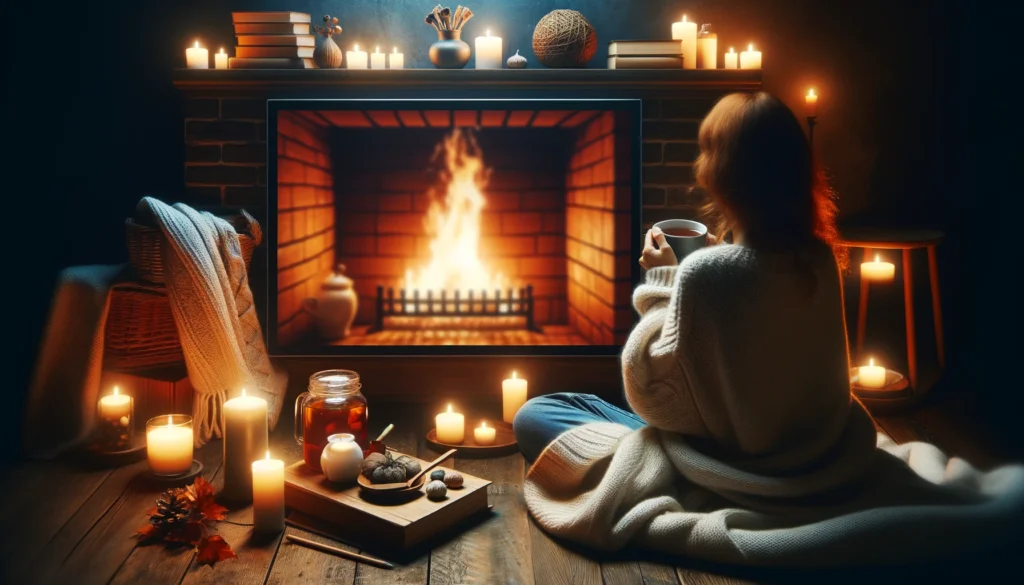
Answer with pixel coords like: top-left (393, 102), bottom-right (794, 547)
top-left (840, 228), bottom-right (945, 392)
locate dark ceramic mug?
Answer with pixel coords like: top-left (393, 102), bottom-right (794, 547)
top-left (652, 219), bottom-right (708, 260)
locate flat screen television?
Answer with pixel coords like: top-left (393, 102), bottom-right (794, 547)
top-left (267, 99), bottom-right (643, 356)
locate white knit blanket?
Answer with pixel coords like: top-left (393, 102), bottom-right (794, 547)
top-left (524, 244), bottom-right (1024, 566)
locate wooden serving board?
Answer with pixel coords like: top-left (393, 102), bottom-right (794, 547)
top-left (284, 452), bottom-right (490, 551)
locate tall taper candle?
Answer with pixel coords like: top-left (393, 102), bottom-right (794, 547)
top-left (221, 389), bottom-right (269, 502)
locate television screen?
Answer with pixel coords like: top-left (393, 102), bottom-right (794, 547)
top-left (267, 99), bottom-right (642, 356)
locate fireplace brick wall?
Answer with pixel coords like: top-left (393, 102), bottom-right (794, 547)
top-left (274, 112), bottom-right (336, 346)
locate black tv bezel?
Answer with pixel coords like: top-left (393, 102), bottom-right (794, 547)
top-left (266, 98), bottom-right (644, 357)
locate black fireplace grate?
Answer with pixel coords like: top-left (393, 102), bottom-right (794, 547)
top-left (371, 285), bottom-right (541, 332)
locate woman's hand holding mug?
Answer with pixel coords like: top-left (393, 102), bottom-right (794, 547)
top-left (639, 227), bottom-right (678, 270)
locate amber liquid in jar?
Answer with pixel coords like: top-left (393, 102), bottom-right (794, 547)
top-left (302, 396), bottom-right (368, 470)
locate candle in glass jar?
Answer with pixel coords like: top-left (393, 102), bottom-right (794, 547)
top-left (696, 24), bottom-right (717, 69)
top-left (805, 88), bottom-right (818, 117)
top-left (475, 29), bottom-right (503, 69)
top-left (474, 421), bottom-right (496, 446)
top-left (221, 388), bottom-right (269, 502)
top-left (215, 47), bottom-right (228, 69)
top-left (99, 386), bottom-right (131, 421)
top-left (147, 415), bottom-right (193, 475)
top-left (370, 45), bottom-right (386, 69)
top-left (346, 44), bottom-right (368, 69)
top-left (390, 46), bottom-right (404, 69)
top-left (186, 40), bottom-right (208, 69)
top-left (671, 15), bottom-right (698, 70)
top-left (861, 254), bottom-right (895, 281)
top-left (252, 450), bottom-right (285, 534)
top-left (858, 358), bottom-right (887, 389)
top-left (435, 404), bottom-right (465, 444)
top-left (740, 43), bottom-right (762, 69)
top-left (724, 47), bottom-right (738, 69)
top-left (502, 371), bottom-right (528, 424)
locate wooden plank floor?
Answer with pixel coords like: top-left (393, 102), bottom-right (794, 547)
top-left (1, 400), bottom-right (1018, 585)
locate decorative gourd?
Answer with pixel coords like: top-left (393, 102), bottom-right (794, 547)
top-left (443, 471), bottom-right (464, 488)
top-left (430, 470), bottom-right (446, 482)
top-left (396, 455), bottom-right (422, 477)
top-left (360, 452), bottom-right (388, 478)
top-left (372, 464), bottom-right (406, 484)
top-left (425, 480), bottom-right (448, 500)
top-left (507, 50), bottom-right (527, 69)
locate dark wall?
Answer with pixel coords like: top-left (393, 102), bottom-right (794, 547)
top-left (5, 0), bottom-right (1021, 460)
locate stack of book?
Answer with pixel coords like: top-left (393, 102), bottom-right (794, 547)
top-left (230, 11), bottom-right (316, 69)
top-left (607, 40), bottom-right (684, 69)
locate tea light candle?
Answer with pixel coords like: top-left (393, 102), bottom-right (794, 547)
top-left (370, 45), bottom-right (386, 69)
top-left (98, 386), bottom-right (131, 421)
top-left (390, 47), bottom-right (404, 69)
top-left (221, 389), bottom-right (269, 502)
top-left (740, 43), bottom-right (762, 69)
top-left (252, 450), bottom-right (285, 534)
top-left (502, 371), bottom-right (528, 424)
top-left (435, 404), bottom-right (465, 444)
top-left (474, 421), bottom-right (496, 446)
top-left (475, 29), bottom-right (503, 69)
top-left (671, 15), bottom-right (698, 70)
top-left (185, 40), bottom-right (208, 69)
top-left (805, 88), bottom-right (818, 117)
top-left (215, 47), bottom-right (228, 69)
top-left (858, 358), bottom-right (887, 389)
top-left (147, 415), bottom-right (193, 475)
top-left (861, 254), bottom-right (895, 282)
top-left (346, 44), bottom-right (368, 69)
top-left (724, 47), bottom-right (738, 69)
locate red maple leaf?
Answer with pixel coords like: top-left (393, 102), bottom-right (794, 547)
top-left (195, 535), bottom-right (237, 567)
top-left (187, 477), bottom-right (228, 522)
top-left (135, 522), bottom-right (162, 543)
top-left (164, 521), bottom-right (206, 546)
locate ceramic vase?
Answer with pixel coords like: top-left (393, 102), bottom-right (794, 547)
top-left (320, 433), bottom-right (364, 484)
top-left (303, 264), bottom-right (358, 340)
top-left (429, 30), bottom-right (471, 69)
top-left (314, 36), bottom-right (343, 69)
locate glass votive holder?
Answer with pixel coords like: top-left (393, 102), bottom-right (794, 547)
top-left (146, 415), bottom-right (194, 476)
top-left (95, 388), bottom-right (134, 452)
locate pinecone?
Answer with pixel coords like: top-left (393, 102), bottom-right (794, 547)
top-left (151, 489), bottom-right (191, 527)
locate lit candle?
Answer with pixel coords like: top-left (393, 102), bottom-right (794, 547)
top-left (861, 254), bottom-right (895, 282)
top-left (252, 450), bottom-right (285, 534)
top-left (475, 29), bottom-right (503, 69)
top-left (474, 421), bottom-right (496, 446)
top-left (390, 46), bottom-right (404, 69)
top-left (858, 358), bottom-right (887, 389)
top-left (370, 45), bottom-right (386, 69)
top-left (696, 24), bottom-right (717, 69)
top-left (724, 46), bottom-right (738, 69)
top-left (502, 371), bottom-right (528, 424)
top-left (98, 386), bottom-right (131, 421)
top-left (221, 389), bottom-right (269, 502)
top-left (185, 40), bottom-right (209, 69)
top-left (805, 88), bottom-right (818, 117)
top-left (671, 15), bottom-right (698, 70)
top-left (215, 47), bottom-right (228, 69)
top-left (740, 43), bottom-right (762, 69)
top-left (146, 415), bottom-right (193, 475)
top-left (435, 404), bottom-right (465, 444)
top-left (346, 44), bottom-right (368, 69)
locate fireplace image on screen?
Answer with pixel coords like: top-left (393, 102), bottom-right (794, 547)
top-left (270, 101), bottom-right (640, 353)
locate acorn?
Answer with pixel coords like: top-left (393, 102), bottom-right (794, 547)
top-left (430, 470), bottom-right (446, 482)
top-left (443, 471), bottom-right (464, 489)
top-left (425, 480), bottom-right (448, 500)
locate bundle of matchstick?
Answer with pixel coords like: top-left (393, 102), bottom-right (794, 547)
top-left (424, 5), bottom-right (473, 32)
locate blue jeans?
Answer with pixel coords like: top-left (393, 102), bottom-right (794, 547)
top-left (512, 393), bottom-right (646, 462)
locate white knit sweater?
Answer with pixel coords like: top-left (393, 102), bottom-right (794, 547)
top-left (524, 244), bottom-right (1024, 566)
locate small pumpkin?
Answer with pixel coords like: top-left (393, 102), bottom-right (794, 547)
top-left (443, 471), bottom-right (464, 488)
top-left (425, 480), bottom-right (448, 500)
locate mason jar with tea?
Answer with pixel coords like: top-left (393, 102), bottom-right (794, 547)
top-left (294, 369), bottom-right (368, 471)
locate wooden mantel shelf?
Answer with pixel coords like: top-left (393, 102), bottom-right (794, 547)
top-left (172, 68), bottom-right (761, 93)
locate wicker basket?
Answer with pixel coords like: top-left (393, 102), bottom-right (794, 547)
top-left (104, 282), bottom-right (184, 371)
top-left (126, 210), bottom-right (262, 284)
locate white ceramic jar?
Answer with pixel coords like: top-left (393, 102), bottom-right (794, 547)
top-left (303, 264), bottom-right (358, 340)
top-left (320, 433), bottom-right (364, 484)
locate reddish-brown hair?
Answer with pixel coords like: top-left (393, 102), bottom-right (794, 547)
top-left (693, 92), bottom-right (847, 270)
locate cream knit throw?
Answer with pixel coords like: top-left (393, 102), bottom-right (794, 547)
top-left (137, 197), bottom-right (286, 447)
top-left (525, 244), bottom-right (1024, 566)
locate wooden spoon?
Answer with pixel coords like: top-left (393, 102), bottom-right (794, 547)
top-left (358, 449), bottom-right (457, 492)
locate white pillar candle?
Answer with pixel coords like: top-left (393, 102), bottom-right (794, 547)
top-left (99, 386), bottom-right (131, 421)
top-left (502, 371), bottom-right (528, 424)
top-left (252, 450), bottom-right (285, 534)
top-left (697, 24), bottom-right (717, 69)
top-left (858, 358), bottom-right (887, 389)
top-left (186, 40), bottom-right (209, 69)
top-left (474, 421), bottom-right (496, 446)
top-left (370, 45), bottom-right (386, 69)
top-left (671, 15), bottom-right (698, 70)
top-left (724, 47), bottom-right (738, 69)
top-left (435, 403), bottom-right (465, 444)
top-left (215, 47), bottom-right (228, 69)
top-left (221, 389), bottom-right (269, 502)
top-left (861, 254), bottom-right (895, 281)
top-left (346, 44), bottom-right (368, 69)
top-left (390, 47), bottom-right (404, 69)
top-left (475, 29), bottom-right (503, 69)
top-left (740, 43), bottom-right (762, 69)
top-left (805, 88), bottom-right (818, 117)
top-left (147, 415), bottom-right (193, 475)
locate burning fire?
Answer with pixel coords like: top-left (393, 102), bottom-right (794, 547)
top-left (404, 129), bottom-right (511, 297)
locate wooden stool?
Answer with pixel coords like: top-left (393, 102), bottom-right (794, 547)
top-left (839, 228), bottom-right (945, 392)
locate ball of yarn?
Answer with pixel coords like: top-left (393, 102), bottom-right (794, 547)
top-left (443, 471), bottom-right (464, 489)
top-left (430, 470), bottom-right (446, 482)
top-left (425, 480), bottom-right (448, 500)
top-left (532, 9), bottom-right (597, 68)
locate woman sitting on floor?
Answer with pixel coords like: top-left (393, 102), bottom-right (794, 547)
top-left (513, 91), bottom-right (1024, 567)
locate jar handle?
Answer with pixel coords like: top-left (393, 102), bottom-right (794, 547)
top-left (294, 391), bottom-right (310, 446)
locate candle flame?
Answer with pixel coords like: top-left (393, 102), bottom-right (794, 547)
top-left (376, 45), bottom-right (380, 53)
top-left (393, 46), bottom-right (398, 54)
top-left (486, 29), bottom-right (491, 37)
top-left (218, 47), bottom-right (225, 54)
top-left (748, 43), bottom-right (754, 51)
top-left (807, 88), bottom-right (816, 98)
top-left (512, 371), bottom-right (517, 379)
top-left (482, 421), bottom-right (488, 429)
top-left (354, 43), bottom-right (359, 51)
top-left (113, 386), bottom-right (120, 396)
top-left (167, 415), bottom-right (173, 427)
top-left (266, 450), bottom-right (271, 460)
top-left (728, 47), bottom-right (735, 53)
top-left (869, 358), bottom-right (875, 367)
top-left (194, 40), bottom-right (199, 48)
top-left (447, 403), bottom-right (452, 413)
top-left (682, 15), bottom-right (687, 22)
top-left (241, 388), bottom-right (247, 397)
top-left (875, 254), bottom-right (881, 263)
